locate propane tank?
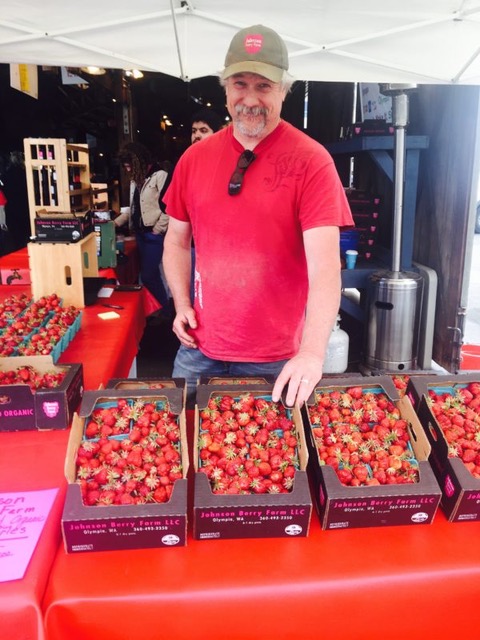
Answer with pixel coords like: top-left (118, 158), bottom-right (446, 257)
top-left (323, 315), bottom-right (349, 374)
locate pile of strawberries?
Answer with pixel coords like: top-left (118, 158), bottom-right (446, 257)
top-left (0, 364), bottom-right (67, 390)
top-left (427, 381), bottom-right (480, 479)
top-left (392, 375), bottom-right (410, 398)
top-left (0, 292), bottom-right (81, 357)
top-left (17, 304), bottom-right (81, 357)
top-left (0, 292), bottom-right (31, 328)
top-left (307, 386), bottom-right (419, 487)
top-left (75, 398), bottom-right (183, 506)
top-left (198, 392), bottom-right (300, 495)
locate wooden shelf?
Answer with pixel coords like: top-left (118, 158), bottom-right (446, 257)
top-left (24, 138), bottom-right (93, 235)
top-left (23, 138), bottom-right (98, 308)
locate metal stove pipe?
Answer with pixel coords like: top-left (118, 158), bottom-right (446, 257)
top-left (364, 84), bottom-right (424, 372)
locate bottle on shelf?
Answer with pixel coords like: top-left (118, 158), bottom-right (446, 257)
top-left (33, 168), bottom-right (41, 205)
top-left (50, 167), bottom-right (58, 206)
top-left (39, 164), bottom-right (50, 206)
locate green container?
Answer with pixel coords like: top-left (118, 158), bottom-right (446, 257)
top-left (94, 220), bottom-right (117, 268)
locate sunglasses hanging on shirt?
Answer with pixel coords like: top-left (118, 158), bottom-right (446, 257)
top-left (228, 150), bottom-right (256, 196)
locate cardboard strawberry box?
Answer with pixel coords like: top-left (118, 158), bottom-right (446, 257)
top-left (406, 373), bottom-right (480, 522)
top-left (193, 385), bottom-right (312, 540)
top-left (197, 375), bottom-right (275, 386)
top-left (303, 376), bottom-right (441, 530)
top-left (105, 377), bottom-right (185, 391)
top-left (61, 388), bottom-right (189, 552)
top-left (0, 356), bottom-right (83, 431)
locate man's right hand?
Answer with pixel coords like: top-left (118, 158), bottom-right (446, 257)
top-left (172, 306), bottom-right (198, 349)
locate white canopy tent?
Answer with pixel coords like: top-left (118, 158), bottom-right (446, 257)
top-left (1, 0), bottom-right (480, 372)
top-left (1, 0), bottom-right (480, 85)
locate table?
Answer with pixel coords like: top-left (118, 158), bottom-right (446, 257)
top-left (0, 283), bottom-right (148, 640)
top-left (57, 288), bottom-right (146, 389)
top-left (0, 430), bottom-right (68, 640)
top-left (2, 257), bottom-right (480, 639)
top-left (41, 412), bottom-right (480, 640)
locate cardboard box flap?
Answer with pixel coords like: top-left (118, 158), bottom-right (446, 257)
top-left (1, 355), bottom-right (56, 371)
top-left (106, 377), bottom-right (185, 391)
top-left (195, 383), bottom-right (277, 409)
top-left (65, 412), bottom-right (84, 482)
top-left (406, 373), bottom-right (480, 409)
top-left (79, 387), bottom-right (185, 418)
top-left (197, 375), bottom-right (275, 386)
top-left (307, 375), bottom-right (401, 406)
top-left (397, 395), bottom-right (432, 461)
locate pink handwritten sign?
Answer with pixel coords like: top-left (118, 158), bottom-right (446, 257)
top-left (0, 488), bottom-right (58, 582)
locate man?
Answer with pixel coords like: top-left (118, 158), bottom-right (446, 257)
top-left (191, 108), bottom-right (223, 144)
top-left (163, 24), bottom-right (353, 406)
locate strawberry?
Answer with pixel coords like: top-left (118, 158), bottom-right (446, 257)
top-left (427, 382), bottom-right (480, 475)
top-left (75, 398), bottom-right (183, 506)
top-left (347, 386), bottom-right (363, 400)
top-left (197, 394), bottom-right (300, 494)
top-left (308, 386), bottom-right (420, 486)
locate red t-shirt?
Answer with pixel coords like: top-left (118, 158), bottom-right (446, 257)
top-left (164, 121), bottom-right (353, 362)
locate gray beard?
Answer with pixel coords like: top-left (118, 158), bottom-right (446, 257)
top-left (234, 106), bottom-right (267, 138)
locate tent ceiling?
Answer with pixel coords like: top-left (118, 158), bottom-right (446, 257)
top-left (1, 1), bottom-right (480, 85)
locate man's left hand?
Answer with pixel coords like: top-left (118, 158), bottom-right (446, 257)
top-left (272, 352), bottom-right (323, 407)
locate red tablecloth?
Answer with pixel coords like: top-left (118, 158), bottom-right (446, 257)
top-left (0, 430), bottom-right (69, 640)
top-left (0, 282), bottom-right (147, 640)
top-left (41, 413), bottom-right (480, 640)
top-left (57, 288), bottom-right (146, 389)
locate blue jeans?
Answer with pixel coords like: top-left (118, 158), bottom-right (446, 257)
top-left (172, 345), bottom-right (288, 406)
top-left (136, 231), bottom-right (168, 308)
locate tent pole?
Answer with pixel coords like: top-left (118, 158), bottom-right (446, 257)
top-left (170, 0), bottom-right (186, 80)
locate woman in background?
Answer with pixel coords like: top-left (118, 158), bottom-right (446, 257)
top-left (115, 142), bottom-right (170, 312)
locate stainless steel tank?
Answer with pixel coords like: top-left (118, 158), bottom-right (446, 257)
top-left (365, 269), bottom-right (423, 370)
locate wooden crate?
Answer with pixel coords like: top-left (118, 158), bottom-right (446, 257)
top-left (23, 138), bottom-right (93, 235)
top-left (28, 233), bottom-right (99, 308)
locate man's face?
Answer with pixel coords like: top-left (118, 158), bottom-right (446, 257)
top-left (225, 72), bottom-right (286, 141)
top-left (191, 121), bottom-right (215, 145)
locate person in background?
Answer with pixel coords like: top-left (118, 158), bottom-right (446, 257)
top-left (163, 24), bottom-right (353, 406)
top-left (0, 181), bottom-right (10, 257)
top-left (2, 151), bottom-right (30, 251)
top-left (115, 142), bottom-right (170, 312)
top-left (191, 107), bottom-right (224, 144)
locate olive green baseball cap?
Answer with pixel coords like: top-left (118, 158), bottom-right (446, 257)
top-left (222, 24), bottom-right (289, 83)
